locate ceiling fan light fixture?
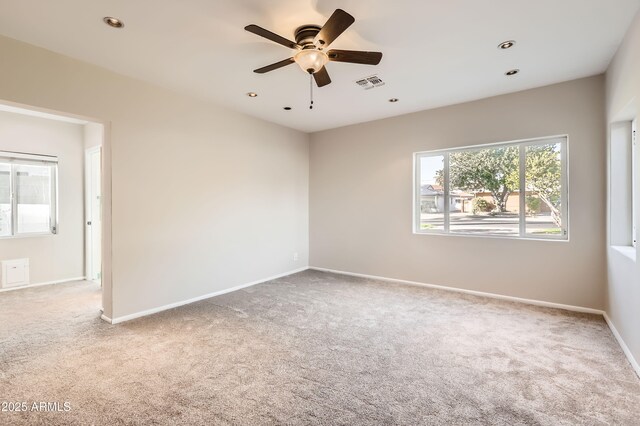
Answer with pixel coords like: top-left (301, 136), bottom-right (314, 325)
top-left (294, 49), bottom-right (329, 74)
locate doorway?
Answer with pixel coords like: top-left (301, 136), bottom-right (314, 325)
top-left (85, 146), bottom-right (102, 284)
top-left (0, 99), bottom-right (112, 320)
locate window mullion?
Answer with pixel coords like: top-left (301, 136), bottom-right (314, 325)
top-left (444, 152), bottom-right (450, 233)
top-left (414, 154), bottom-right (421, 233)
top-left (519, 145), bottom-right (526, 237)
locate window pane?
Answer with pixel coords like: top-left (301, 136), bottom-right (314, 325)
top-left (449, 146), bottom-right (520, 236)
top-left (0, 163), bottom-right (11, 236)
top-left (16, 164), bottom-right (52, 234)
top-left (419, 155), bottom-right (444, 231)
top-left (525, 142), bottom-right (563, 237)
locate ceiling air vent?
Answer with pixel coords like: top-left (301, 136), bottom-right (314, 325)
top-left (355, 75), bottom-right (385, 90)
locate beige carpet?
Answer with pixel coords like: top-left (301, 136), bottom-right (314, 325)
top-left (1, 270), bottom-right (638, 425)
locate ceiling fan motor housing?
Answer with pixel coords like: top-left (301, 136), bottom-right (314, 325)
top-left (295, 25), bottom-right (322, 48)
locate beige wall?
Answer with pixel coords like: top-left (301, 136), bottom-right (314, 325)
top-left (310, 76), bottom-right (606, 309)
top-left (605, 10), bottom-right (640, 366)
top-left (0, 35), bottom-right (309, 320)
top-left (0, 110), bottom-right (85, 284)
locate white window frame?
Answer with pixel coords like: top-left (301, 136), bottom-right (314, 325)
top-left (0, 150), bottom-right (58, 238)
top-left (633, 119), bottom-right (637, 247)
top-left (413, 135), bottom-right (569, 241)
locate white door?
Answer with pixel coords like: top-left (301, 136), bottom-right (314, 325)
top-left (85, 147), bottom-right (102, 283)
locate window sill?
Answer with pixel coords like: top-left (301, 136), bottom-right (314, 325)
top-left (413, 230), bottom-right (568, 242)
top-left (611, 245), bottom-right (636, 262)
top-left (0, 232), bottom-right (56, 240)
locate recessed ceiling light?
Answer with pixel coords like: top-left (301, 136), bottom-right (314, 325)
top-left (103, 17), bottom-right (124, 28)
top-left (505, 69), bottom-right (520, 76)
top-left (247, 92), bottom-right (258, 97)
top-left (283, 107), bottom-right (292, 110)
top-left (498, 40), bottom-right (516, 50)
top-left (389, 98), bottom-right (399, 103)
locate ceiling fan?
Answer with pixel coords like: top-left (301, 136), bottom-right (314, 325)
top-left (245, 9), bottom-right (383, 88)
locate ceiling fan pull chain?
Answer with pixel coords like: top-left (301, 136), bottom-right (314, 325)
top-left (309, 73), bottom-right (314, 110)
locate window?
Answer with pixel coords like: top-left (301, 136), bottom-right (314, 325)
top-left (610, 121), bottom-right (635, 249)
top-left (414, 136), bottom-right (568, 240)
top-left (0, 151), bottom-right (57, 237)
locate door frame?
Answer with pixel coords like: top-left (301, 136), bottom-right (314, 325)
top-left (85, 145), bottom-right (101, 283)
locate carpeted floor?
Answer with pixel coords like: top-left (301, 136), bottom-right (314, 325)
top-left (1, 270), bottom-right (639, 425)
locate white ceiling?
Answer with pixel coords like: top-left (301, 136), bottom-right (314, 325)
top-left (0, 0), bottom-right (638, 133)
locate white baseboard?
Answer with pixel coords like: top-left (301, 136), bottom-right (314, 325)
top-left (0, 276), bottom-right (86, 293)
top-left (309, 267), bottom-right (605, 315)
top-left (603, 312), bottom-right (640, 378)
top-left (104, 267), bottom-right (309, 325)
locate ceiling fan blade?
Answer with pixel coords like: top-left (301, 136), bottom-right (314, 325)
top-left (314, 66), bottom-right (332, 87)
top-left (253, 57), bottom-right (295, 74)
top-left (314, 9), bottom-right (355, 48)
top-left (245, 24), bottom-right (300, 50)
top-left (327, 49), bottom-right (383, 65)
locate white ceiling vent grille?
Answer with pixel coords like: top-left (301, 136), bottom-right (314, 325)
top-left (355, 75), bottom-right (385, 90)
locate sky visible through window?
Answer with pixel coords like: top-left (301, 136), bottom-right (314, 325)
top-left (420, 156), bottom-right (443, 186)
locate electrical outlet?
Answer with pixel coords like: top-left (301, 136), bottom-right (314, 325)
top-left (293, 252), bottom-right (299, 262)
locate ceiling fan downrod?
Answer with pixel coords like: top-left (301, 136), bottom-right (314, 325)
top-left (309, 72), bottom-right (314, 110)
